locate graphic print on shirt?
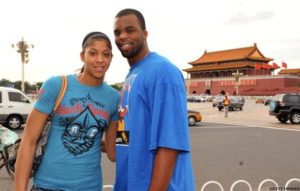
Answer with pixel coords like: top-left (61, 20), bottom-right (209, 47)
top-left (58, 94), bottom-right (109, 156)
top-left (116, 74), bottom-right (137, 146)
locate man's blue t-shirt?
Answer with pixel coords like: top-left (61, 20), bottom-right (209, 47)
top-left (33, 74), bottom-right (120, 191)
top-left (115, 52), bottom-right (195, 191)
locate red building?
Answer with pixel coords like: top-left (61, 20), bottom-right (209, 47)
top-left (183, 43), bottom-right (300, 95)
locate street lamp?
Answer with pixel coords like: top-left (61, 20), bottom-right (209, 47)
top-left (12, 37), bottom-right (34, 92)
top-left (232, 70), bottom-right (243, 95)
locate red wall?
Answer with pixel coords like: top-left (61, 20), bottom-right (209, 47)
top-left (186, 76), bottom-right (300, 95)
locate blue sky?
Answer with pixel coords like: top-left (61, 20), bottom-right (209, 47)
top-left (1, 0), bottom-right (299, 84)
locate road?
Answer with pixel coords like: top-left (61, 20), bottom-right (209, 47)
top-left (1, 99), bottom-right (300, 191)
top-left (190, 122), bottom-right (300, 191)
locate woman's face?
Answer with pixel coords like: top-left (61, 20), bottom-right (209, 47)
top-left (81, 40), bottom-right (112, 83)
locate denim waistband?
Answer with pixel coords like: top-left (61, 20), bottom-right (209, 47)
top-left (31, 185), bottom-right (65, 191)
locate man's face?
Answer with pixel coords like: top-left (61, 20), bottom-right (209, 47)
top-left (113, 14), bottom-right (146, 58)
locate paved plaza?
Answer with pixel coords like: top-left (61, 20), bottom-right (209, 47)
top-left (1, 97), bottom-right (299, 191)
top-left (188, 97), bottom-right (300, 130)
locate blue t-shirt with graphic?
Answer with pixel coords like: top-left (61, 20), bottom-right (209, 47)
top-left (115, 52), bottom-right (195, 191)
top-left (33, 74), bottom-right (120, 191)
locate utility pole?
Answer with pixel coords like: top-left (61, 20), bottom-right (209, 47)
top-left (232, 70), bottom-right (243, 95)
top-left (12, 37), bottom-right (34, 92)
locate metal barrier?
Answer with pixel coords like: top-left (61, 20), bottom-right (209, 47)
top-left (258, 179), bottom-right (279, 190)
top-left (285, 178), bottom-right (300, 189)
top-left (199, 178), bottom-right (299, 191)
top-left (103, 178), bottom-right (300, 191)
top-left (201, 180), bottom-right (224, 191)
top-left (230, 179), bottom-right (252, 191)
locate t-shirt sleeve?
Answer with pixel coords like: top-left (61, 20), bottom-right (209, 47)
top-left (149, 65), bottom-right (191, 152)
top-left (110, 92), bottom-right (121, 122)
top-left (34, 76), bottom-right (63, 115)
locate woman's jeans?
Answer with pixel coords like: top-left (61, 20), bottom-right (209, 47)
top-left (31, 185), bottom-right (64, 191)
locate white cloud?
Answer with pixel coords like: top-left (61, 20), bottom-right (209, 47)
top-left (227, 11), bottom-right (274, 25)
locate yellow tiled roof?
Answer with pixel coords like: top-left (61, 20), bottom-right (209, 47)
top-left (189, 43), bottom-right (273, 65)
top-left (278, 68), bottom-right (300, 74)
top-left (183, 62), bottom-right (277, 72)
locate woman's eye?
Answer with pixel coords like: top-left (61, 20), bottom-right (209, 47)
top-left (103, 53), bottom-right (111, 58)
top-left (89, 51), bottom-right (97, 56)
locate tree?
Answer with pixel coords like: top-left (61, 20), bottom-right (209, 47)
top-left (0, 79), bottom-right (12, 87)
top-left (0, 78), bottom-right (43, 93)
top-left (110, 84), bottom-right (122, 91)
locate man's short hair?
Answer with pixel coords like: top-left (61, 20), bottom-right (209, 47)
top-left (115, 8), bottom-right (146, 30)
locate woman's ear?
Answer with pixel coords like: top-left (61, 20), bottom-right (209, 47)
top-left (80, 51), bottom-right (85, 62)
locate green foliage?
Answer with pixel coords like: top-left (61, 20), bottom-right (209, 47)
top-left (0, 79), bottom-right (11, 87)
top-left (0, 78), bottom-right (43, 93)
top-left (110, 84), bottom-right (122, 91)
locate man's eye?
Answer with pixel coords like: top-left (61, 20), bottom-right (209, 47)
top-left (126, 28), bottom-right (135, 34)
top-left (114, 31), bottom-right (120, 36)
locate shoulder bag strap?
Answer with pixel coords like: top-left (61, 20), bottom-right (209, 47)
top-left (51, 75), bottom-right (68, 116)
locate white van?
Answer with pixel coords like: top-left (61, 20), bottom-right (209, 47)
top-left (0, 87), bottom-right (34, 129)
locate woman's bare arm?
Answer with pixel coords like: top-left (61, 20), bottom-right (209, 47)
top-left (104, 120), bottom-right (117, 162)
top-left (14, 108), bottom-right (48, 191)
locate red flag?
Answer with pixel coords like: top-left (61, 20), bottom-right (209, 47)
top-left (255, 63), bottom-right (262, 70)
top-left (263, 64), bottom-right (271, 69)
top-left (272, 62), bottom-right (280, 69)
top-left (282, 61), bottom-right (287, 69)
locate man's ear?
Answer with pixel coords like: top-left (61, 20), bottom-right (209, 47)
top-left (143, 30), bottom-right (148, 40)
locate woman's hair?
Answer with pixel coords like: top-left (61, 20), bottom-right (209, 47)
top-left (82, 31), bottom-right (112, 50)
top-left (80, 31), bottom-right (112, 73)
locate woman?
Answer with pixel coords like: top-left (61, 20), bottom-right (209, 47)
top-left (14, 31), bottom-right (119, 191)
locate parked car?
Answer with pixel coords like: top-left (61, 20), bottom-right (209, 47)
top-left (212, 95), bottom-right (224, 107)
top-left (269, 93), bottom-right (300, 124)
top-left (0, 87), bottom-right (34, 129)
top-left (188, 110), bottom-right (202, 126)
top-left (255, 98), bottom-right (265, 104)
top-left (193, 95), bottom-right (206, 102)
top-left (255, 96), bottom-right (272, 105)
top-left (187, 94), bottom-right (196, 102)
top-left (204, 95), bottom-right (213, 102)
top-left (187, 94), bottom-right (205, 102)
top-left (264, 98), bottom-right (271, 106)
top-left (217, 96), bottom-right (244, 111)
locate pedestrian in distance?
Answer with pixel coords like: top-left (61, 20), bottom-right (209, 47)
top-left (113, 8), bottom-right (195, 191)
top-left (223, 93), bottom-right (231, 117)
top-left (14, 31), bottom-right (120, 191)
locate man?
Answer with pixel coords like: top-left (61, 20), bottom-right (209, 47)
top-left (113, 8), bottom-right (195, 191)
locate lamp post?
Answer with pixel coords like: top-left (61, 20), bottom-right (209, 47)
top-left (232, 70), bottom-right (243, 95)
top-left (12, 37), bottom-right (34, 92)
